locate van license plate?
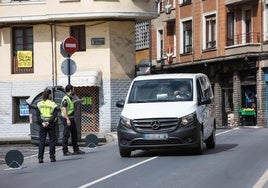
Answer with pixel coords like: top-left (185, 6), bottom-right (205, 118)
top-left (143, 134), bottom-right (168, 140)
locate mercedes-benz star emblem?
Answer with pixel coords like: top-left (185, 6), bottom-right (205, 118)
top-left (151, 120), bottom-right (161, 130)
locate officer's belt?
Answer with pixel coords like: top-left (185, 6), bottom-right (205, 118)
top-left (41, 117), bottom-right (51, 121)
top-left (61, 115), bottom-right (74, 119)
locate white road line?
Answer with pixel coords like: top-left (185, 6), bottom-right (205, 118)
top-left (24, 148), bottom-right (62, 159)
top-left (216, 127), bottom-right (239, 136)
top-left (23, 127), bottom-right (238, 187)
top-left (23, 128), bottom-right (238, 160)
top-left (77, 156), bottom-right (158, 188)
top-left (253, 169), bottom-right (268, 188)
top-left (77, 127), bottom-right (239, 188)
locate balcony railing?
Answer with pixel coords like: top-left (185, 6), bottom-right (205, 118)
top-left (225, 0), bottom-right (252, 5)
top-left (226, 32), bottom-right (260, 46)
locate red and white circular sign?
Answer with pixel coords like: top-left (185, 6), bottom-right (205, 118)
top-left (62, 36), bottom-right (78, 55)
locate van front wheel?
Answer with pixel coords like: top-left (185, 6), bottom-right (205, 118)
top-left (205, 127), bottom-right (216, 149)
top-left (194, 130), bottom-right (204, 155)
top-left (119, 148), bottom-right (131, 157)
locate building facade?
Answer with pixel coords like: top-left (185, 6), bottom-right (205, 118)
top-left (151, 0), bottom-right (268, 127)
top-left (0, 0), bottom-right (157, 138)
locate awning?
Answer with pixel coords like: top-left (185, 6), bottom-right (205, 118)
top-left (58, 70), bottom-right (102, 87)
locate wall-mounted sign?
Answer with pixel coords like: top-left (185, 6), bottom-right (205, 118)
top-left (17, 51), bottom-right (32, 68)
top-left (82, 96), bottom-right (92, 105)
top-left (91, 38), bottom-right (105, 45)
top-left (19, 99), bottom-right (29, 116)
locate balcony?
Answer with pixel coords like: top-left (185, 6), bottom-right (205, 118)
top-left (225, 32), bottom-right (261, 56)
top-left (225, 0), bottom-right (252, 5)
top-left (226, 32), bottom-right (260, 46)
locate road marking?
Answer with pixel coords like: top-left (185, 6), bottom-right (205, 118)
top-left (77, 156), bottom-right (158, 188)
top-left (24, 148), bottom-right (62, 159)
top-left (216, 127), bottom-right (239, 136)
top-left (253, 169), bottom-right (268, 188)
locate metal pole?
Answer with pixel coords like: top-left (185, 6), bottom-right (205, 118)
top-left (68, 55), bottom-right (71, 85)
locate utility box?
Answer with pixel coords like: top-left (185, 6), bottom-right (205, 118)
top-left (26, 86), bottom-right (82, 145)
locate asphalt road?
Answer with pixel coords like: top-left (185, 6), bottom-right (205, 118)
top-left (1, 127), bottom-right (268, 188)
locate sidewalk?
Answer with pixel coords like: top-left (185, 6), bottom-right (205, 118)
top-left (0, 132), bottom-right (118, 145)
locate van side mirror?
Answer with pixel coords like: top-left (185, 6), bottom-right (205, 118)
top-left (198, 97), bottom-right (211, 105)
top-left (116, 100), bottom-right (125, 108)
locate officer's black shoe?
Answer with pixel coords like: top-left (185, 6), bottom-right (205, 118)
top-left (50, 158), bottom-right (56, 162)
top-left (73, 150), bottom-right (85, 155)
top-left (63, 151), bottom-right (72, 156)
top-left (39, 158), bottom-right (44, 163)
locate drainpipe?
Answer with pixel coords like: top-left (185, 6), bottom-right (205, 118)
top-left (50, 23), bottom-right (57, 86)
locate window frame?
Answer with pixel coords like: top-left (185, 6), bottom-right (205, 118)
top-left (166, 20), bottom-right (176, 56)
top-left (264, 4), bottom-right (268, 41)
top-left (180, 19), bottom-right (192, 54)
top-left (70, 25), bottom-right (86, 51)
top-left (227, 12), bottom-right (235, 46)
top-left (245, 9), bottom-right (252, 43)
top-left (157, 28), bottom-right (164, 60)
top-left (203, 13), bottom-right (217, 50)
top-left (13, 97), bottom-right (30, 124)
top-left (179, 0), bottom-right (191, 6)
top-left (12, 27), bottom-right (34, 74)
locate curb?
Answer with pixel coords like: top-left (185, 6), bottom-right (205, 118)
top-left (0, 132), bottom-right (118, 145)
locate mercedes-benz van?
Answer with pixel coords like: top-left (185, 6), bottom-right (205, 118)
top-left (116, 73), bottom-right (216, 157)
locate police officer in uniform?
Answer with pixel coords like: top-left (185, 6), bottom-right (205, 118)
top-left (61, 84), bottom-right (85, 156)
top-left (37, 88), bottom-right (58, 163)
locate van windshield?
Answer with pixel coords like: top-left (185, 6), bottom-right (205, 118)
top-left (128, 78), bottom-right (193, 103)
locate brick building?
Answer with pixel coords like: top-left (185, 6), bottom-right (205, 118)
top-left (150, 0), bottom-right (268, 127)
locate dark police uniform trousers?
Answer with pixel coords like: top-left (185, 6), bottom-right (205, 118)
top-left (61, 117), bottom-right (79, 153)
top-left (38, 122), bottom-right (56, 159)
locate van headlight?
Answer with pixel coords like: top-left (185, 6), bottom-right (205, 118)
top-left (180, 113), bottom-right (196, 127)
top-left (119, 116), bottom-right (132, 128)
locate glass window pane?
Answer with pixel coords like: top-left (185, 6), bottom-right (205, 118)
top-left (14, 30), bottom-right (23, 37)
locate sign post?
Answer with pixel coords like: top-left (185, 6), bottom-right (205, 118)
top-left (61, 36), bottom-right (78, 84)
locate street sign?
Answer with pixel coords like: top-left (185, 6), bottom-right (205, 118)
top-left (62, 36), bottom-right (78, 55)
top-left (5, 150), bottom-right (24, 168)
top-left (60, 43), bottom-right (69, 58)
top-left (61, 59), bottom-right (77, 76)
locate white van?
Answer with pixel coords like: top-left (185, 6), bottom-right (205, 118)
top-left (116, 73), bottom-right (216, 157)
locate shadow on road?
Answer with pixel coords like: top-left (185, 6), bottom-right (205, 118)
top-left (204, 144), bottom-right (238, 155)
top-left (131, 143), bottom-right (238, 157)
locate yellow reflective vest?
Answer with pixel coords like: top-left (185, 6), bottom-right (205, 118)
top-left (61, 95), bottom-right (74, 117)
top-left (37, 100), bottom-right (58, 121)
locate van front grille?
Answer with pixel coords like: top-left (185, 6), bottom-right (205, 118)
top-left (132, 118), bottom-right (179, 133)
top-left (131, 138), bottom-right (182, 146)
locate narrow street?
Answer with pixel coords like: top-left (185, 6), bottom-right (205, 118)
top-left (1, 127), bottom-right (268, 188)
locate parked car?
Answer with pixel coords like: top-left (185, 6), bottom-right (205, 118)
top-left (116, 73), bottom-right (216, 157)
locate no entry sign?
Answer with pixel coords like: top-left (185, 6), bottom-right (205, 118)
top-left (62, 36), bottom-right (78, 55)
